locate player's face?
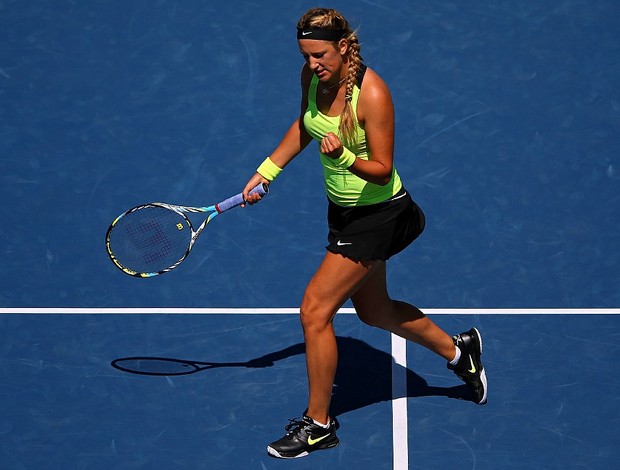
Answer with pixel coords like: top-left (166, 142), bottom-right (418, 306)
top-left (299, 39), bottom-right (347, 83)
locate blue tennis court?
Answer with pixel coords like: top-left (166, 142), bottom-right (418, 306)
top-left (1, 1), bottom-right (618, 468)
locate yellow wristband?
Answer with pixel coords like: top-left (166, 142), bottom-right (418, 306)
top-left (256, 157), bottom-right (283, 182)
top-left (331, 147), bottom-right (356, 168)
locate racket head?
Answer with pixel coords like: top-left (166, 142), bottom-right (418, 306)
top-left (111, 357), bottom-right (208, 376)
top-left (105, 203), bottom-right (194, 277)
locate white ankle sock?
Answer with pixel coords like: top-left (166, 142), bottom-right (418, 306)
top-left (311, 417), bottom-right (330, 429)
top-left (449, 346), bottom-right (462, 366)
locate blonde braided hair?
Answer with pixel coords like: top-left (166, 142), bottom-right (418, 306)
top-left (297, 8), bottom-right (363, 147)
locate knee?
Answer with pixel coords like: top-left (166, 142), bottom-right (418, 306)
top-left (300, 290), bottom-right (336, 334)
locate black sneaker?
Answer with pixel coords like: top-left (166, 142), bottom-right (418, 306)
top-left (267, 414), bottom-right (339, 459)
top-left (448, 327), bottom-right (488, 404)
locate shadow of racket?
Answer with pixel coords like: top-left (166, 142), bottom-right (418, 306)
top-left (111, 356), bottom-right (264, 376)
top-left (112, 344), bottom-right (305, 377)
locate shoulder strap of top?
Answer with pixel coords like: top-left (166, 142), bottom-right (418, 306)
top-left (308, 74), bottom-right (319, 102)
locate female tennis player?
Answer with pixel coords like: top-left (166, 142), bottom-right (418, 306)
top-left (242, 7), bottom-right (487, 459)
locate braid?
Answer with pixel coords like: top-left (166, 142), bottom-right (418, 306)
top-left (340, 33), bottom-right (362, 146)
top-left (297, 8), bottom-right (363, 146)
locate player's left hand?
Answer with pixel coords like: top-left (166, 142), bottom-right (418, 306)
top-left (320, 132), bottom-right (344, 159)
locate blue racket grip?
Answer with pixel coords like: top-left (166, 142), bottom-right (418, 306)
top-left (215, 183), bottom-right (268, 213)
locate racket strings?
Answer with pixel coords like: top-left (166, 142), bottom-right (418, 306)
top-left (108, 206), bottom-right (190, 274)
top-left (126, 219), bottom-right (174, 262)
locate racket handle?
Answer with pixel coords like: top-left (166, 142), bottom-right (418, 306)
top-left (215, 183), bottom-right (269, 213)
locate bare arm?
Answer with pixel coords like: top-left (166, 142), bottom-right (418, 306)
top-left (243, 65), bottom-right (314, 202)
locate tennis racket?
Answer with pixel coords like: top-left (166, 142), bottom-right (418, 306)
top-left (111, 357), bottom-right (248, 376)
top-left (105, 183), bottom-right (268, 277)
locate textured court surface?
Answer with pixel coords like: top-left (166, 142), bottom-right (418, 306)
top-left (1, 1), bottom-right (619, 468)
top-left (1, 312), bottom-right (619, 469)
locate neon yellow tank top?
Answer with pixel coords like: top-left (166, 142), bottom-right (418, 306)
top-left (303, 73), bottom-right (402, 206)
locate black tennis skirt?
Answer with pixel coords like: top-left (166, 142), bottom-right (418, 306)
top-left (326, 187), bottom-right (426, 262)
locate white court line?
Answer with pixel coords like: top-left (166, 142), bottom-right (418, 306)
top-left (2, 306), bottom-right (618, 466)
top-left (391, 334), bottom-right (408, 470)
top-left (1, 308), bottom-right (619, 314)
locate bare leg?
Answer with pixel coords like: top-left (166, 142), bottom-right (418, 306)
top-left (301, 254), bottom-right (456, 425)
top-left (351, 262), bottom-right (456, 361)
top-left (300, 252), bottom-right (382, 424)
